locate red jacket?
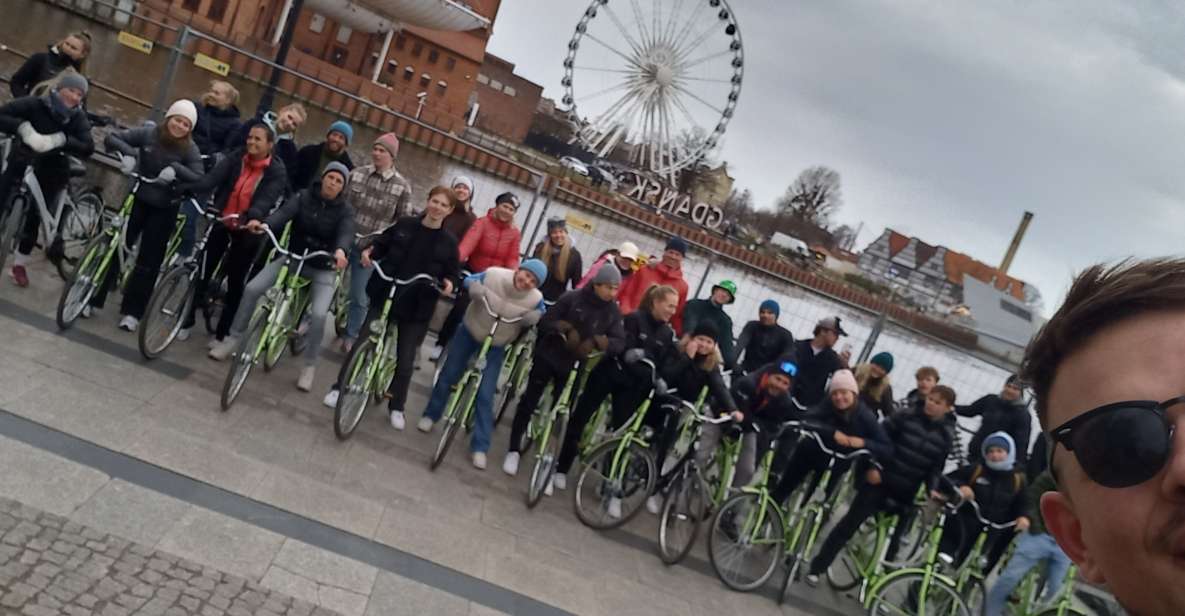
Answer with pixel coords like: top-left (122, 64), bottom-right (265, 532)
top-left (458, 213), bottom-right (521, 273)
top-left (616, 261), bottom-right (689, 334)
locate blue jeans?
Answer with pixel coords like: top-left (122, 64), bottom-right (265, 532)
top-left (422, 328), bottom-right (505, 454)
top-left (344, 246), bottom-right (373, 341)
top-left (178, 203), bottom-right (199, 258)
top-left (984, 532), bottom-right (1072, 616)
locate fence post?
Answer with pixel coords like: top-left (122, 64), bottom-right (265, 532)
top-left (151, 25), bottom-right (189, 123)
top-left (520, 175), bottom-right (550, 258)
top-left (693, 253), bottom-right (715, 300)
top-left (857, 312), bottom-right (885, 365)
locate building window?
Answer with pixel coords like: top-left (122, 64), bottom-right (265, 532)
top-left (308, 12), bottom-right (325, 33)
top-left (336, 25), bottom-right (353, 45)
top-left (329, 46), bottom-right (348, 67)
top-left (436, 80), bottom-right (447, 96)
top-left (446, 56), bottom-right (456, 71)
top-left (428, 48), bottom-right (439, 64)
top-left (386, 59), bottom-right (398, 74)
top-left (420, 73), bottom-right (431, 87)
top-left (412, 41), bottom-right (423, 57)
top-left (504, 85), bottom-right (516, 97)
top-left (489, 78), bottom-right (504, 91)
top-left (181, 0), bottom-right (200, 11)
top-left (403, 66), bottom-right (414, 81)
top-left (394, 34), bottom-right (407, 50)
top-left (206, 0), bottom-right (229, 21)
top-left (475, 73), bottom-right (489, 85)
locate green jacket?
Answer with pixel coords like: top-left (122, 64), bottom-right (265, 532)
top-left (1024, 470), bottom-right (1056, 536)
top-left (681, 298), bottom-right (735, 368)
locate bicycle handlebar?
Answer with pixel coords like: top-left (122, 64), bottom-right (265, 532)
top-left (783, 420), bottom-right (874, 461)
top-left (256, 225), bottom-right (334, 261)
top-left (477, 294), bottom-right (526, 324)
top-left (182, 198), bottom-right (239, 224)
top-left (370, 265), bottom-right (438, 289)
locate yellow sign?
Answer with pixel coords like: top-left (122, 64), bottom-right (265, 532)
top-left (117, 31), bottom-right (153, 55)
top-left (194, 53), bottom-right (230, 76)
top-left (565, 212), bottom-right (595, 234)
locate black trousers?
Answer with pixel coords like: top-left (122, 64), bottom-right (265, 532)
top-left (329, 306), bottom-right (433, 412)
top-left (183, 224), bottom-right (262, 338)
top-left (770, 438), bottom-right (850, 505)
top-left (809, 484), bottom-right (918, 575)
top-left (939, 508), bottom-right (1011, 572)
top-left (435, 287), bottom-right (469, 349)
top-left (508, 358), bottom-right (571, 453)
top-left (0, 155), bottom-right (70, 255)
top-left (556, 360), bottom-right (649, 474)
top-left (90, 200), bottom-right (179, 317)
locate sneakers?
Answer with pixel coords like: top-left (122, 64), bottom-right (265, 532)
top-left (322, 389), bottom-right (340, 409)
top-left (118, 315), bottom-right (139, 332)
top-left (208, 336), bottom-right (240, 361)
top-left (296, 367), bottom-right (315, 392)
top-left (502, 452), bottom-right (520, 476)
top-left (553, 473), bottom-right (567, 491)
top-left (544, 476), bottom-right (555, 497)
top-left (472, 452), bottom-right (487, 470)
top-left (10, 265), bottom-right (28, 288)
top-left (804, 573), bottom-right (820, 587)
top-left (176, 328), bottom-right (191, 341)
top-left (607, 497), bottom-right (623, 520)
top-left (429, 346), bottom-right (443, 362)
top-left (80, 305), bottom-right (95, 319)
top-left (417, 417), bottom-right (434, 433)
top-left (645, 494), bottom-right (662, 515)
top-left (207, 337), bottom-right (221, 350)
top-left (389, 410), bottom-right (406, 431)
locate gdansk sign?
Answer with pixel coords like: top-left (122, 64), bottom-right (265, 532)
top-left (622, 172), bottom-right (725, 230)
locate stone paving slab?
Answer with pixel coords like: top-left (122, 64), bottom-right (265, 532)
top-left (0, 496), bottom-right (339, 616)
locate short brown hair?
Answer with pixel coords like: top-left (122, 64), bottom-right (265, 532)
top-left (1022, 258), bottom-right (1185, 430)
top-left (638, 284), bottom-right (677, 315)
top-left (915, 366), bottom-right (940, 382)
top-left (427, 185), bottom-right (458, 209)
top-left (929, 384), bottom-right (956, 406)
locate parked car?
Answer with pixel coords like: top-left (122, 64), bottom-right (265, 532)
top-left (559, 156), bottom-right (591, 176)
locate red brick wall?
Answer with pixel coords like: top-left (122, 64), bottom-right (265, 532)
top-left (473, 55), bottom-right (542, 143)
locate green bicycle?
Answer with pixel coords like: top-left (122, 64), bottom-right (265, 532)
top-left (950, 498), bottom-right (1019, 613)
top-left (1005, 564), bottom-right (1086, 616)
top-left (219, 225), bottom-right (336, 410)
top-left (333, 267), bottom-right (438, 440)
top-left (429, 294), bottom-right (527, 471)
top-left (494, 299), bottom-right (556, 427)
top-left (656, 410), bottom-right (737, 564)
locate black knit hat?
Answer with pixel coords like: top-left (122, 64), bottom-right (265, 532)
top-left (690, 321), bottom-right (719, 343)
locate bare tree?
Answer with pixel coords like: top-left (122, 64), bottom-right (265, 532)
top-left (777, 166), bottom-right (843, 226)
top-left (830, 224), bottom-right (858, 251)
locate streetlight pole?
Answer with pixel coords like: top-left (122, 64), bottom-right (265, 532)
top-left (258, 0), bottom-right (305, 114)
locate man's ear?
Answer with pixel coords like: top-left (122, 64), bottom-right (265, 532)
top-left (1041, 491), bottom-right (1104, 584)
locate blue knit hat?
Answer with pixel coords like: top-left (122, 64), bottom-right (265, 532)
top-left (665, 236), bottom-right (689, 256)
top-left (519, 259), bottom-right (548, 286)
top-left (327, 120), bottom-right (353, 145)
top-left (759, 299), bottom-right (780, 317)
top-left (870, 352), bottom-right (894, 373)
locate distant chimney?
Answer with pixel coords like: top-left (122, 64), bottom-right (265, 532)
top-left (999, 211), bottom-right (1033, 276)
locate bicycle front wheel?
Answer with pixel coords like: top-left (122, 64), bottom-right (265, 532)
top-left (430, 374), bottom-right (478, 470)
top-left (56, 189), bottom-right (104, 280)
top-left (867, 572), bottom-right (971, 616)
top-left (262, 298), bottom-right (293, 372)
top-left (828, 519), bottom-right (880, 592)
top-left (56, 233), bottom-right (108, 330)
top-left (961, 578), bottom-right (986, 615)
top-left (526, 412), bottom-right (564, 509)
top-left (220, 307), bottom-right (268, 411)
top-left (0, 196), bottom-right (25, 277)
top-left (707, 492), bottom-right (784, 591)
top-left (658, 464), bottom-right (707, 565)
top-left (334, 338), bottom-right (377, 440)
top-left (573, 438), bottom-right (656, 530)
top-left (139, 266), bottom-right (195, 359)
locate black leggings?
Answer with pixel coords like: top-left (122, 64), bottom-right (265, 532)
top-left (508, 358), bottom-right (570, 453)
top-left (435, 287), bottom-right (469, 349)
top-left (809, 484), bottom-right (918, 575)
top-left (90, 200), bottom-right (179, 316)
top-left (770, 438), bottom-right (850, 505)
top-left (556, 360), bottom-right (649, 474)
top-left (184, 224), bottom-right (262, 338)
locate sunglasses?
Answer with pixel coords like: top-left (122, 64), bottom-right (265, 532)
top-left (1049, 396), bottom-right (1180, 488)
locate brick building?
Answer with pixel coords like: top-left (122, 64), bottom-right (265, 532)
top-left (471, 53), bottom-right (543, 143)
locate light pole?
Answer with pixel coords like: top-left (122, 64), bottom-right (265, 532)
top-left (415, 91), bottom-right (428, 120)
top-left (258, 0), bottom-right (304, 114)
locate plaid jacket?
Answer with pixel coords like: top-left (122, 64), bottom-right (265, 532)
top-left (348, 164), bottom-right (413, 236)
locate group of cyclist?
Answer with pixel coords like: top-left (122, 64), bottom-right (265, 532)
top-left (0, 32), bottom-right (1077, 613)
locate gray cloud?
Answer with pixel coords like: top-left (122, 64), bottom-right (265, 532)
top-left (486, 1), bottom-right (1185, 312)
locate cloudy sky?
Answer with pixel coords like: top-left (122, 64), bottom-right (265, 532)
top-left (485, 1), bottom-right (1185, 314)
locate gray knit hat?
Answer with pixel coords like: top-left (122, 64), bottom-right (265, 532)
top-left (56, 72), bottom-right (89, 96)
top-left (323, 161), bottom-right (350, 189)
top-left (592, 263), bottom-right (622, 286)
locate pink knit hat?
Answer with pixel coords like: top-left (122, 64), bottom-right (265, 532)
top-left (374, 132), bottom-right (400, 158)
top-left (828, 369), bottom-right (859, 395)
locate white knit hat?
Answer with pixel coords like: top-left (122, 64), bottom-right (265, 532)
top-left (165, 99), bottom-right (198, 128)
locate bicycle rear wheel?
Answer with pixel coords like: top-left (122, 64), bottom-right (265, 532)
top-left (658, 464), bottom-right (707, 565)
top-left (495, 346), bottom-right (529, 427)
top-left (139, 266), bottom-right (195, 359)
top-left (867, 572), bottom-right (971, 616)
top-left (0, 195), bottom-right (23, 276)
top-left (56, 233), bottom-right (108, 330)
top-left (220, 308), bottom-right (268, 410)
top-left (55, 189), bottom-right (104, 280)
top-left (828, 518), bottom-right (880, 592)
top-left (707, 492), bottom-right (784, 591)
top-left (335, 338), bottom-right (377, 440)
top-left (526, 412), bottom-right (564, 508)
top-left (431, 375), bottom-right (478, 470)
top-left (573, 438), bottom-right (656, 530)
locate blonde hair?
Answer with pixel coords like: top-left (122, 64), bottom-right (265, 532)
top-left (204, 80), bottom-right (240, 108)
top-left (279, 102), bottom-right (308, 121)
top-left (639, 284), bottom-right (678, 315)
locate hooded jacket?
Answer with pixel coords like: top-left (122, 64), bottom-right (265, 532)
top-left (799, 397), bottom-right (893, 462)
top-left (681, 298), bottom-right (736, 367)
top-left (183, 148), bottom-right (287, 224)
top-left (256, 182), bottom-right (355, 270)
top-left (534, 285), bottom-right (625, 370)
top-left (957, 394), bottom-right (1033, 466)
top-left (947, 432), bottom-right (1026, 524)
top-left (9, 46), bottom-right (82, 98)
top-left (735, 320), bottom-right (795, 375)
top-left (730, 368), bottom-right (800, 434)
top-left (463, 267), bottom-right (543, 346)
top-left (657, 337), bottom-right (736, 412)
top-left (105, 125), bottom-right (203, 208)
top-left (365, 215), bottom-right (459, 322)
top-left (879, 409), bottom-right (953, 502)
top-left (0, 94), bottom-right (93, 163)
top-left (616, 261), bottom-right (689, 333)
top-left (458, 213), bottom-right (521, 273)
top-left (193, 102), bottom-right (242, 156)
top-left (785, 339), bottom-right (846, 408)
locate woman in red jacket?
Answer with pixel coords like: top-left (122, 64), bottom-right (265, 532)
top-left (431, 191), bottom-right (523, 358)
top-left (616, 236), bottom-right (690, 334)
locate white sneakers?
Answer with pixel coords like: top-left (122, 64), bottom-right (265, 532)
top-left (207, 336), bottom-right (239, 361)
top-left (322, 389), bottom-right (340, 409)
top-left (645, 495), bottom-right (663, 515)
top-left (429, 346), bottom-right (443, 361)
top-left (543, 476), bottom-right (554, 497)
top-left (804, 573), bottom-right (820, 587)
top-left (389, 410), bottom-right (406, 431)
top-left (118, 315), bottom-right (139, 332)
top-left (80, 305), bottom-right (95, 319)
top-left (417, 417), bottom-right (434, 433)
top-left (552, 473), bottom-right (567, 491)
top-left (502, 452), bottom-right (520, 476)
top-left (296, 367), bottom-right (315, 392)
top-left (472, 452), bottom-right (487, 470)
top-left (607, 497), bottom-right (623, 520)
top-left (176, 328), bottom-right (191, 341)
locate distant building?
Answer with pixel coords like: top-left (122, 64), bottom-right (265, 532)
top-left (470, 53), bottom-right (543, 143)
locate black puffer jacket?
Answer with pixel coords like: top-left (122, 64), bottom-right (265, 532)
top-left (947, 463), bottom-right (1026, 524)
top-left (256, 183), bottom-right (355, 270)
top-left (182, 148), bottom-right (287, 222)
top-left (9, 46), bottom-right (81, 98)
top-left (535, 285), bottom-right (625, 370)
top-left (0, 94), bottom-right (93, 162)
top-left (620, 309), bottom-right (678, 384)
top-left (366, 216), bottom-right (459, 322)
top-left (193, 103), bottom-right (242, 156)
top-left (105, 125), bottom-right (203, 208)
top-left (736, 321), bottom-right (795, 374)
top-left (880, 411), bottom-right (952, 502)
top-left (658, 340), bottom-right (736, 411)
top-left (957, 394), bottom-right (1033, 466)
top-left (799, 398), bottom-right (893, 462)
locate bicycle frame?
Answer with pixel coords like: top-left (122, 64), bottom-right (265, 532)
top-left (864, 505), bottom-right (963, 611)
top-left (342, 269), bottom-right (437, 397)
top-left (245, 224), bottom-right (333, 363)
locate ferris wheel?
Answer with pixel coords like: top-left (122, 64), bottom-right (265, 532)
top-left (562, 0), bottom-right (745, 179)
